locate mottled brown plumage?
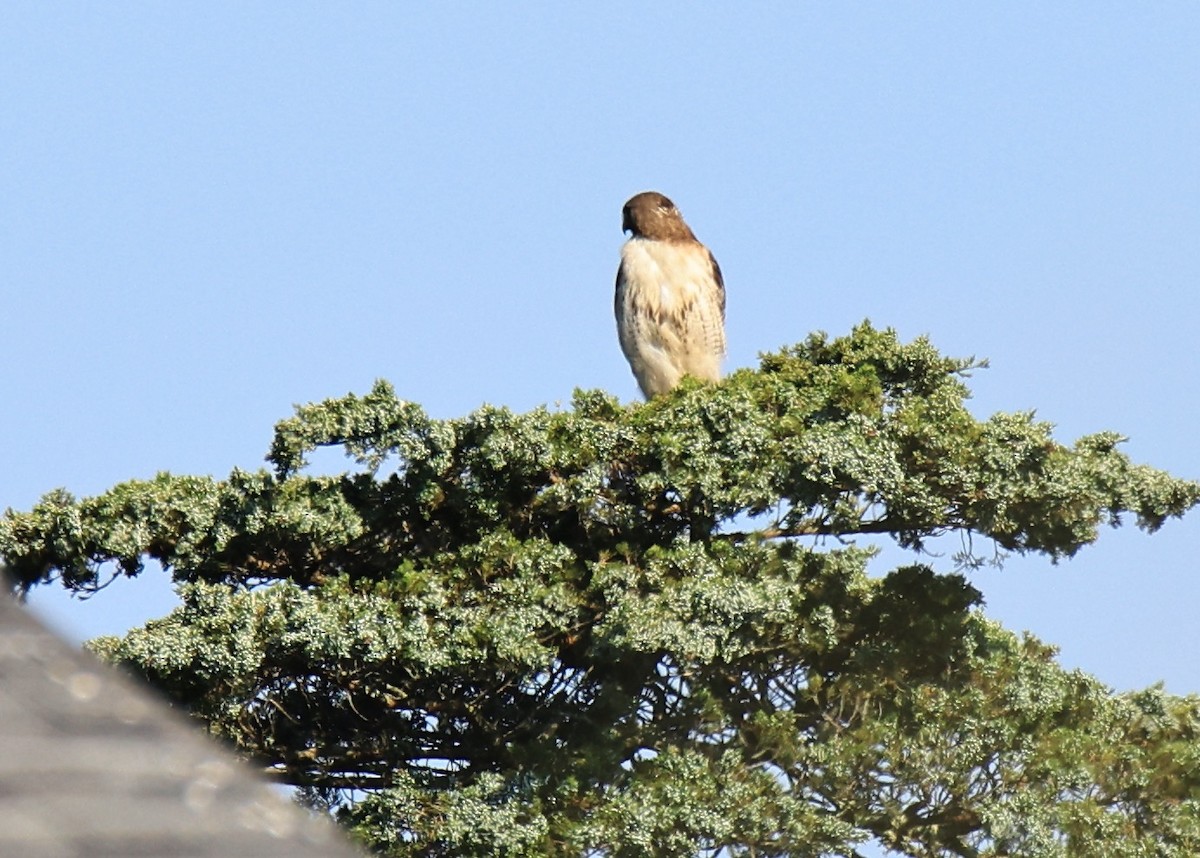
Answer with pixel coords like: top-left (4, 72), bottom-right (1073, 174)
top-left (615, 192), bottom-right (726, 398)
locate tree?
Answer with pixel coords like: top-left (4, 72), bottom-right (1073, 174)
top-left (3, 322), bottom-right (1199, 857)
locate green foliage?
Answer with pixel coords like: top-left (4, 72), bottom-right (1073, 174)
top-left (3, 322), bottom-right (1199, 856)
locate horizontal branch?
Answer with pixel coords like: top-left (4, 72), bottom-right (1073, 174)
top-left (719, 515), bottom-right (951, 542)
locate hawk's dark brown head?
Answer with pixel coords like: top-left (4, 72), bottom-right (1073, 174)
top-left (622, 191), bottom-right (697, 242)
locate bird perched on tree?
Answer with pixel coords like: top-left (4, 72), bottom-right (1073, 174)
top-left (614, 191), bottom-right (726, 398)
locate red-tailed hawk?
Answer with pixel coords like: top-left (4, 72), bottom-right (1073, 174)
top-left (615, 191), bottom-right (726, 398)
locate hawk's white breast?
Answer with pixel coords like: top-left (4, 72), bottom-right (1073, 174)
top-left (616, 237), bottom-right (725, 397)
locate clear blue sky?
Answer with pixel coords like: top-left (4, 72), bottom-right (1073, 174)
top-left (3, 4), bottom-right (1197, 694)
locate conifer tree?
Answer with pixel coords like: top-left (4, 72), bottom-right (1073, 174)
top-left (4, 324), bottom-right (1199, 856)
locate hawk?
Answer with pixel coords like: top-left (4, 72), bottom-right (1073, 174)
top-left (614, 191), bottom-right (727, 398)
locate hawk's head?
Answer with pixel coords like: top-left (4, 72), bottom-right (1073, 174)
top-left (622, 191), bottom-right (697, 242)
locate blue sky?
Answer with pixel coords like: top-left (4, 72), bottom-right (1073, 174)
top-left (2, 4), bottom-right (1197, 694)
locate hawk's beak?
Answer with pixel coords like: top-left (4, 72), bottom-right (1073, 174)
top-left (621, 209), bottom-right (633, 234)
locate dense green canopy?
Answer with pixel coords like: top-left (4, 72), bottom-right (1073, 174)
top-left (4, 323), bottom-right (1198, 856)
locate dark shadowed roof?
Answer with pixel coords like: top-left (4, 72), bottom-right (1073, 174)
top-left (0, 594), bottom-right (365, 857)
